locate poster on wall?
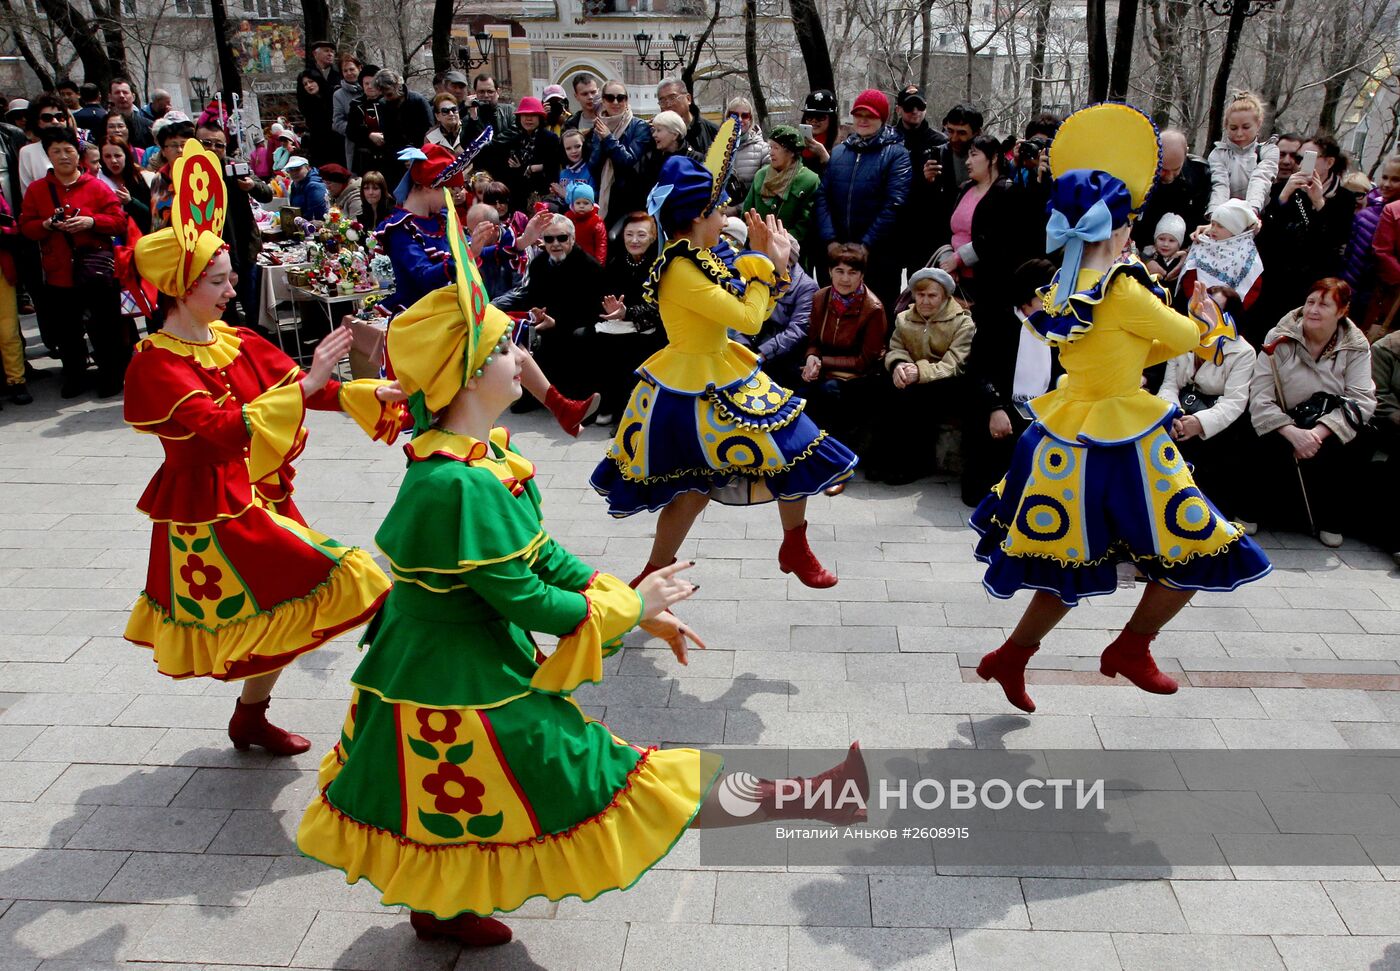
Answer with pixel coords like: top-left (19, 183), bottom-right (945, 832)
top-left (234, 21), bottom-right (304, 77)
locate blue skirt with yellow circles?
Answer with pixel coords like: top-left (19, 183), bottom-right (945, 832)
top-left (590, 367), bottom-right (858, 517)
top-left (970, 412), bottom-right (1271, 606)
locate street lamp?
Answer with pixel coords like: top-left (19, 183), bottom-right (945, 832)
top-left (633, 32), bottom-right (689, 75)
top-left (456, 32), bottom-right (495, 71)
top-left (190, 76), bottom-right (211, 107)
top-left (1201, 0), bottom-right (1276, 145)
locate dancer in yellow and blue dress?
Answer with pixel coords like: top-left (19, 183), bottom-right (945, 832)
top-left (297, 193), bottom-right (868, 948)
top-left (590, 117), bottom-right (858, 589)
top-left (971, 105), bottom-right (1272, 713)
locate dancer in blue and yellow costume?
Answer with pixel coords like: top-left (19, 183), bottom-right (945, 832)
top-left (297, 195), bottom-right (868, 948)
top-left (971, 105), bottom-right (1271, 713)
top-left (590, 117), bottom-right (858, 589)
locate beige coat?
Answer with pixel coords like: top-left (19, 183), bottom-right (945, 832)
top-left (884, 299), bottom-right (975, 383)
top-left (1248, 310), bottom-right (1376, 443)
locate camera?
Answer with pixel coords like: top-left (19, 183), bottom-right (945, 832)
top-left (1018, 135), bottom-right (1049, 167)
top-left (225, 159), bottom-right (251, 178)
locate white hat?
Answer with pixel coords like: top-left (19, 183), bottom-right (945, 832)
top-left (721, 216), bottom-right (748, 247)
top-left (1210, 199), bottom-right (1259, 238)
top-left (285, 155), bottom-right (309, 170)
top-left (5, 98), bottom-right (29, 118)
top-left (1153, 213), bottom-right (1186, 245)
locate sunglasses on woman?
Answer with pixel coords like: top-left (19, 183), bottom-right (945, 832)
top-left (437, 105), bottom-right (458, 114)
top-left (602, 93), bottom-right (628, 103)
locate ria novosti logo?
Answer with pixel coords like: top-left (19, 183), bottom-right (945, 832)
top-left (716, 772), bottom-right (764, 817)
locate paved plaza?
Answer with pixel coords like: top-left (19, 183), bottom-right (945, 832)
top-left (4, 352), bottom-right (1400, 970)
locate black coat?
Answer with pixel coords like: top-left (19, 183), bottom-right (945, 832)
top-left (1132, 157), bottom-right (1211, 251)
top-left (937, 178), bottom-right (1037, 305)
top-left (345, 93), bottom-right (434, 183)
top-left (894, 119), bottom-right (951, 267)
top-left (603, 244), bottom-right (661, 334)
top-left (491, 245), bottom-right (604, 336)
top-left (498, 127), bottom-right (562, 210)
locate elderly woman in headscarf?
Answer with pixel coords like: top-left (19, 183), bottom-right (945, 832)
top-left (740, 124), bottom-right (820, 248)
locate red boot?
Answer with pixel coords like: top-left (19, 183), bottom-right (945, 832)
top-left (629, 557), bottom-right (676, 589)
top-left (757, 742), bottom-right (869, 824)
top-left (409, 911), bottom-right (512, 947)
top-left (975, 638), bottom-right (1039, 713)
top-left (778, 521), bottom-right (837, 589)
top-left (544, 386), bottom-right (600, 438)
top-left (227, 698), bottom-right (310, 756)
top-left (1100, 630), bottom-right (1178, 694)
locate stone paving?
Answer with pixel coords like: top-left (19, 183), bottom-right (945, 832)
top-left (4, 350), bottom-right (1400, 970)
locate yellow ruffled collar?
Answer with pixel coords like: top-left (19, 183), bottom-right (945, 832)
top-left (142, 323), bottom-right (243, 370)
top-left (406, 426), bottom-right (535, 495)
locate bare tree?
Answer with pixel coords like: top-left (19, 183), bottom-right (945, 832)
top-left (743, 0), bottom-right (769, 127)
top-left (1108, 0), bottom-right (1140, 101)
top-left (789, 0), bottom-right (837, 96)
top-left (1028, 0), bottom-right (1052, 114)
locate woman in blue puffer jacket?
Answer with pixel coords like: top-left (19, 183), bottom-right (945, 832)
top-left (812, 89), bottom-right (912, 317)
top-left (1341, 156), bottom-right (1400, 329)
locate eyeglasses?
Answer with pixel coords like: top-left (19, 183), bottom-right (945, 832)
top-left (541, 234), bottom-right (570, 243)
top-left (199, 138), bottom-right (226, 150)
top-left (736, 112), bottom-right (752, 120)
top-left (602, 93), bottom-right (628, 103)
top-left (437, 106), bottom-right (459, 114)
top-left (38, 113), bottom-right (64, 123)
top-left (658, 92), bottom-right (684, 104)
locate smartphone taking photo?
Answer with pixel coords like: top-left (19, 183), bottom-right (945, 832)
top-left (1298, 149), bottom-right (1317, 177)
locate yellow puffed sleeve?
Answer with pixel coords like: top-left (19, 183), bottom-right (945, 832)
top-left (529, 573), bottom-right (644, 696)
top-left (243, 383), bottom-right (307, 483)
top-left (338, 380), bottom-right (407, 444)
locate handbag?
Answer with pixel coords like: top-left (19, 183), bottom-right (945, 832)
top-left (1286, 391), bottom-right (1366, 432)
top-left (48, 182), bottom-right (115, 287)
top-left (1179, 382), bottom-right (1219, 416)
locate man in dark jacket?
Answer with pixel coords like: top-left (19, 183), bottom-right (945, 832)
top-left (813, 88), bottom-right (912, 316)
top-left (491, 212), bottom-right (603, 398)
top-left (656, 77), bottom-right (717, 154)
top-left (892, 84), bottom-right (949, 276)
top-left (1132, 128), bottom-right (1210, 251)
top-left (345, 70), bottom-right (432, 186)
top-left (108, 78), bottom-right (153, 149)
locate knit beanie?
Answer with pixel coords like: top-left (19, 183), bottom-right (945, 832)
top-left (908, 266), bottom-right (956, 298)
top-left (1153, 213), bottom-right (1186, 245)
top-left (1211, 198), bottom-right (1259, 237)
top-left (566, 182), bottom-right (595, 207)
top-left (851, 89), bottom-right (890, 124)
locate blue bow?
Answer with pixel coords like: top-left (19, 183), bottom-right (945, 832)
top-left (646, 182), bottom-right (675, 243)
top-left (1045, 198), bottom-right (1114, 311)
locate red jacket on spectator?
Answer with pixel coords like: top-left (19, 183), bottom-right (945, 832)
top-left (1374, 199), bottom-right (1400, 288)
top-left (20, 170), bottom-right (125, 288)
top-left (566, 207), bottom-right (607, 265)
top-left (806, 286), bottom-right (887, 380)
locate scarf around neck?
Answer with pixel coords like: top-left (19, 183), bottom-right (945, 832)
top-left (759, 157), bottom-right (803, 201)
top-left (596, 108), bottom-right (634, 217)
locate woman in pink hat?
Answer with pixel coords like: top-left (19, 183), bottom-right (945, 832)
top-left (500, 96), bottom-right (561, 211)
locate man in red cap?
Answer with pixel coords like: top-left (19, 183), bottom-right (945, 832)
top-left (813, 88), bottom-right (912, 318)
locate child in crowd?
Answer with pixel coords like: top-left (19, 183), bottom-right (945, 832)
top-left (1143, 213), bottom-right (1187, 294)
top-left (565, 182), bottom-right (606, 264)
top-left (1184, 199), bottom-right (1264, 310)
top-left (865, 267), bottom-right (976, 485)
top-left (555, 129), bottom-right (594, 201)
top-left (1207, 92), bottom-right (1279, 215)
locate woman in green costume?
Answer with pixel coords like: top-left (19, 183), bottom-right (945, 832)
top-left (297, 198), bottom-right (869, 948)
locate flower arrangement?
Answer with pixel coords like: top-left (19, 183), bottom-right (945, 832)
top-left (290, 209), bottom-right (384, 296)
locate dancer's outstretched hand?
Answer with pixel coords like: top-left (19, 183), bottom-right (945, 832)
top-left (640, 610), bottom-right (707, 666)
top-left (303, 326), bottom-right (354, 397)
top-left (635, 560), bottom-right (698, 620)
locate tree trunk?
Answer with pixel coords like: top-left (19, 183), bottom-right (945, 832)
top-left (1146, 0), bottom-right (1188, 128)
top-left (1257, 0), bottom-right (1294, 132)
top-left (788, 0), bottom-right (836, 98)
top-left (431, 0), bottom-right (453, 77)
top-left (87, 0), bottom-right (129, 83)
top-left (1316, 3), bottom-right (1353, 133)
top-left (919, 0), bottom-right (934, 93)
top-left (743, 0), bottom-right (768, 128)
top-left (211, 0), bottom-right (242, 99)
top-left (31, 0), bottom-right (115, 88)
top-left (1086, 0), bottom-right (1109, 103)
top-left (682, 0), bottom-right (721, 95)
top-left (1108, 0), bottom-right (1139, 101)
top-left (1206, 0), bottom-right (1249, 147)
top-left (0, 0), bottom-right (54, 91)
top-left (1029, 0), bottom-right (1052, 115)
top-left (301, 0), bottom-right (331, 51)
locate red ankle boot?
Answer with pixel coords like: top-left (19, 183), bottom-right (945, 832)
top-left (227, 698), bottom-right (311, 756)
top-left (544, 387), bottom-right (600, 437)
top-left (629, 557), bottom-right (676, 589)
top-left (778, 521), bottom-right (837, 589)
top-left (409, 911), bottom-right (512, 947)
top-left (975, 638), bottom-right (1039, 713)
top-left (1100, 630), bottom-right (1178, 694)
top-left (758, 742), bottom-right (869, 824)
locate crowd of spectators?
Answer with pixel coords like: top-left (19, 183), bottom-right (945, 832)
top-left (3, 57), bottom-right (1400, 566)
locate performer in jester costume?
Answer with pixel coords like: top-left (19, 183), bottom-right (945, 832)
top-left (970, 105), bottom-right (1271, 713)
top-left (124, 139), bottom-right (408, 755)
top-left (297, 192), bottom-right (869, 948)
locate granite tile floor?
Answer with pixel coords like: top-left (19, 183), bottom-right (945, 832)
top-left (3, 351), bottom-right (1400, 970)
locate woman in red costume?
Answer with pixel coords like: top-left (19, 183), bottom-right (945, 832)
top-left (123, 140), bottom-right (407, 755)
